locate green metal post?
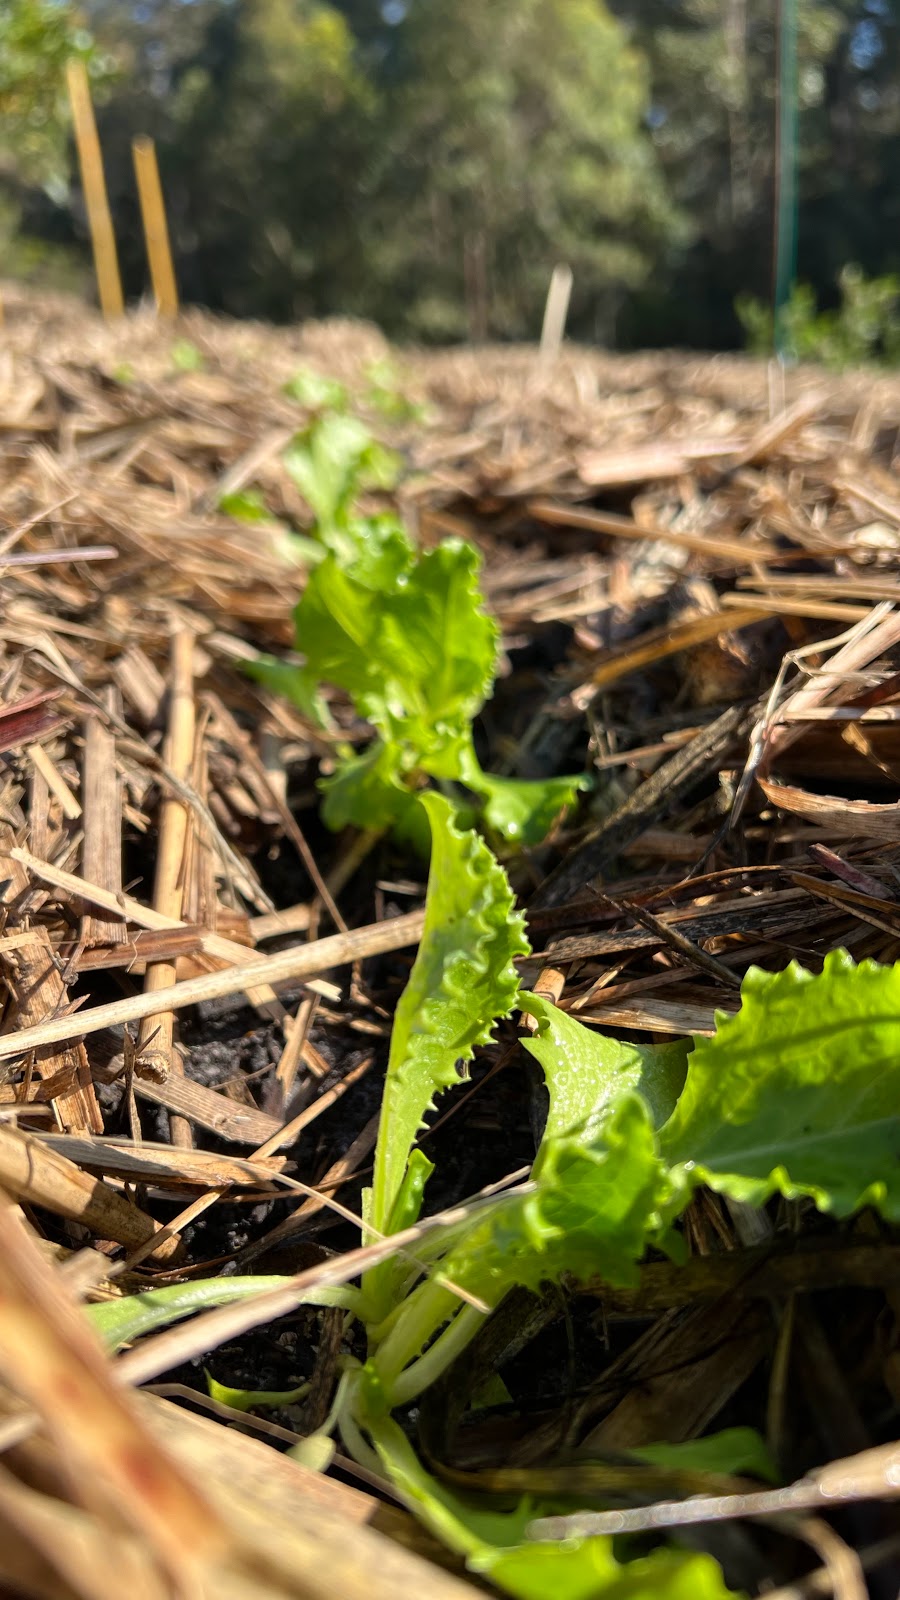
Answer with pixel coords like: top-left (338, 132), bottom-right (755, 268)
top-left (773, 0), bottom-right (799, 357)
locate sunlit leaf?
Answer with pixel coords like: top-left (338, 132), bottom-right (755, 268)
top-left (283, 411), bottom-right (400, 541)
top-left (283, 367), bottom-right (349, 411)
top-left (443, 1092), bottom-right (668, 1305)
top-left (367, 793), bottom-right (528, 1241)
top-left (462, 750), bottom-right (590, 847)
top-left (522, 991), bottom-right (688, 1141)
top-left (661, 948), bottom-right (900, 1218)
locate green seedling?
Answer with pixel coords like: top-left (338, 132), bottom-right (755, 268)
top-left (248, 398), bottom-right (588, 849)
top-left (90, 792), bottom-right (900, 1599)
top-left (171, 338), bottom-right (204, 372)
top-left (283, 366), bottom-right (350, 412)
top-left (218, 487), bottom-right (324, 568)
top-left (364, 358), bottom-right (425, 422)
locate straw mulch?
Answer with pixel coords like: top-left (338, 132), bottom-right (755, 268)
top-left (0, 281), bottom-right (899, 1598)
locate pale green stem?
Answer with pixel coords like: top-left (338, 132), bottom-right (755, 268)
top-left (388, 1302), bottom-right (486, 1407)
top-left (370, 1275), bottom-right (458, 1392)
top-left (87, 1276), bottom-right (360, 1351)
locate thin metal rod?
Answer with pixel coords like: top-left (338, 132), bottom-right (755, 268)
top-left (773, 0), bottom-right (799, 356)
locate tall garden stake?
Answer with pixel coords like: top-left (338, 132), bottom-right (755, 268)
top-left (66, 59), bottom-right (123, 319)
top-left (132, 136), bottom-right (179, 316)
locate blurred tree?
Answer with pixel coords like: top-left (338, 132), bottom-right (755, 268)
top-left (84, 0), bottom-right (677, 338)
top-left (174, 0), bottom-right (372, 318)
top-left (352, 0), bottom-right (678, 341)
top-left (610, 0), bottom-right (898, 348)
top-left (0, 0), bottom-right (94, 186)
top-left (84, 0), bottom-right (373, 318)
top-left (7, 0), bottom-right (900, 349)
top-left (799, 0), bottom-right (900, 295)
top-left (0, 0), bottom-right (110, 291)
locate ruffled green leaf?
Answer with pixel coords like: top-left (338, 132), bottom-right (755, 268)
top-left (282, 410), bottom-right (400, 541)
top-left (292, 549), bottom-right (414, 734)
top-left (661, 948), bottom-right (900, 1218)
top-left (522, 992), bottom-right (688, 1142)
top-left (459, 743), bottom-right (590, 847)
top-left (294, 537), bottom-right (495, 749)
top-left (444, 1092), bottom-right (668, 1305)
top-left (367, 793), bottom-right (528, 1240)
top-left (333, 513), bottom-right (413, 589)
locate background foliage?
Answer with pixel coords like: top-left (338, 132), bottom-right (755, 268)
top-left (5, 0), bottom-right (900, 350)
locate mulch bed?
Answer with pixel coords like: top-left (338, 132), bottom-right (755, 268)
top-left (0, 281), bottom-right (899, 1598)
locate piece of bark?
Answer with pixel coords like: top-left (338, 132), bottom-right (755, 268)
top-left (580, 1298), bottom-right (770, 1451)
top-left (36, 1133), bottom-right (283, 1190)
top-left (132, 1072), bottom-right (283, 1146)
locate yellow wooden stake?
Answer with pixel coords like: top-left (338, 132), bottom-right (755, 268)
top-left (65, 59), bottom-right (124, 319)
top-left (132, 136), bottom-right (179, 317)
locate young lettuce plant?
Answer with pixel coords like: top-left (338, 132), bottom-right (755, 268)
top-left (219, 377), bottom-right (401, 575)
top-left (252, 525), bottom-right (587, 847)
top-left (88, 802), bottom-right (900, 1599)
top-left (89, 798), bottom-right (728, 1597)
top-left (243, 399), bottom-right (588, 849)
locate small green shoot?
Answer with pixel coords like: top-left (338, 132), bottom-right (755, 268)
top-left (283, 366), bottom-right (350, 412)
top-left (206, 1370), bottom-right (310, 1412)
top-left (218, 487), bottom-right (324, 567)
top-left (364, 358), bottom-right (425, 421)
top-left (171, 338), bottom-right (204, 372)
top-left (281, 410), bottom-right (401, 556)
top-left (218, 487), bottom-right (275, 525)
